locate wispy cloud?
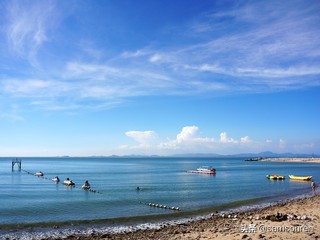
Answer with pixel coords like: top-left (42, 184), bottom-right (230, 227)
top-left (4, 0), bottom-right (57, 65)
top-left (1, 0), bottom-right (319, 113)
top-left (141, 1), bottom-right (320, 90)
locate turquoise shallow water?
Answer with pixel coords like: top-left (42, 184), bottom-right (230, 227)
top-left (0, 157), bottom-right (319, 226)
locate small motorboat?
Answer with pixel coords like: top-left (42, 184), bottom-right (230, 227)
top-left (266, 174), bottom-right (285, 180)
top-left (34, 171), bottom-right (44, 176)
top-left (63, 178), bottom-right (75, 186)
top-left (82, 180), bottom-right (90, 190)
top-left (187, 166), bottom-right (216, 175)
top-left (52, 176), bottom-right (60, 182)
top-left (289, 175), bottom-right (312, 181)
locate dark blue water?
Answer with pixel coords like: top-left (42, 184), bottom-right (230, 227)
top-left (1, 157), bottom-right (319, 225)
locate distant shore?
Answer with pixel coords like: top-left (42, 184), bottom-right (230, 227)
top-left (260, 157), bottom-right (320, 163)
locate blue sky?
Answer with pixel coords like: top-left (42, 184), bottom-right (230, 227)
top-left (0, 0), bottom-right (319, 156)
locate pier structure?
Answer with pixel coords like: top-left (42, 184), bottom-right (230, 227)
top-left (12, 158), bottom-right (22, 171)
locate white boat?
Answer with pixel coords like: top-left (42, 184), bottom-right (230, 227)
top-left (34, 171), bottom-right (44, 176)
top-left (63, 178), bottom-right (75, 186)
top-left (196, 166), bottom-right (216, 174)
top-left (52, 176), bottom-right (60, 182)
top-left (187, 166), bottom-right (216, 174)
top-left (82, 180), bottom-right (90, 190)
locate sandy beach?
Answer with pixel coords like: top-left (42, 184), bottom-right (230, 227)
top-left (41, 193), bottom-right (319, 240)
top-left (260, 158), bottom-right (320, 164)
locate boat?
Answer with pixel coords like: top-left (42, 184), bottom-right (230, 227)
top-left (187, 166), bottom-right (216, 174)
top-left (244, 157), bottom-right (263, 161)
top-left (289, 175), bottom-right (312, 181)
top-left (34, 171), bottom-right (44, 176)
top-left (266, 174), bottom-right (285, 180)
top-left (63, 178), bottom-right (75, 186)
top-left (82, 180), bottom-right (90, 190)
top-left (52, 176), bottom-right (60, 182)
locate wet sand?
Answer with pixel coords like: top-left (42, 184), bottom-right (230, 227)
top-left (44, 193), bottom-right (319, 240)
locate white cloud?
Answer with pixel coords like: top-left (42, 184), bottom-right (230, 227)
top-left (149, 53), bottom-right (162, 63)
top-left (176, 126), bottom-right (198, 142)
top-left (1, 0), bottom-right (320, 114)
top-left (5, 0), bottom-right (57, 64)
top-left (160, 126), bottom-right (215, 150)
top-left (1, 79), bottom-right (60, 97)
top-left (220, 132), bottom-right (238, 144)
top-left (240, 136), bottom-right (251, 144)
top-left (123, 125), bottom-right (262, 153)
top-left (125, 131), bottom-right (158, 147)
top-left (123, 126), bottom-right (276, 154)
top-left (122, 125), bottom-right (306, 155)
top-left (121, 49), bottom-right (150, 58)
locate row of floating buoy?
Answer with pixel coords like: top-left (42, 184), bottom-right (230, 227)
top-left (22, 169), bottom-right (180, 210)
top-left (141, 202), bottom-right (180, 211)
top-left (22, 169), bottom-right (101, 194)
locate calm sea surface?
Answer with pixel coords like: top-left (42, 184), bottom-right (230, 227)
top-left (0, 157), bottom-right (319, 225)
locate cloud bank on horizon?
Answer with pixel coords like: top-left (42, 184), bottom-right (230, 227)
top-left (121, 125), bottom-right (289, 156)
top-left (0, 0), bottom-right (319, 156)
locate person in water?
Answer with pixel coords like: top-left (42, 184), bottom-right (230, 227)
top-left (136, 186), bottom-right (140, 191)
top-left (311, 181), bottom-right (316, 191)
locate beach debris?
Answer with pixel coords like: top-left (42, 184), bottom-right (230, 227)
top-left (265, 212), bottom-right (288, 221)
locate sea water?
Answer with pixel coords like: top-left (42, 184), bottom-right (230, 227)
top-left (0, 157), bottom-right (319, 226)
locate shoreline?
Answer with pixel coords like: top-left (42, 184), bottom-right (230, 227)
top-left (2, 192), bottom-right (319, 240)
top-left (59, 193), bottom-right (320, 240)
top-left (259, 157), bottom-right (320, 163)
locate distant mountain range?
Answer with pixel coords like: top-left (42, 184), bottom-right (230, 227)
top-left (86, 151), bottom-right (318, 158)
top-left (171, 151), bottom-right (318, 158)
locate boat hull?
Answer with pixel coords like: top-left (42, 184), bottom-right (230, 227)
top-left (63, 180), bottom-right (75, 186)
top-left (288, 175), bottom-right (312, 181)
top-left (187, 170), bottom-right (216, 175)
top-left (34, 172), bottom-right (44, 176)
